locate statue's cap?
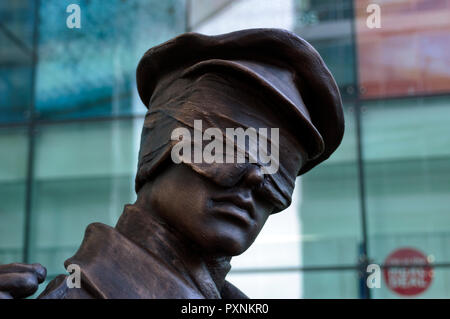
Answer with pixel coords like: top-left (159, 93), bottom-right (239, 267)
top-left (136, 28), bottom-right (344, 175)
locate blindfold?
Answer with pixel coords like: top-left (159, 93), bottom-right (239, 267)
top-left (136, 70), bottom-right (306, 212)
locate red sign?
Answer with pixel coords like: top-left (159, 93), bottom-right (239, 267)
top-left (383, 248), bottom-right (433, 296)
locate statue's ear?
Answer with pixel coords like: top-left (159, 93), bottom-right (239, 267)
top-left (136, 157), bottom-right (175, 194)
top-left (149, 159), bottom-right (173, 180)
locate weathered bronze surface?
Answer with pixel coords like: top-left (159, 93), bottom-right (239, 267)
top-left (0, 28), bottom-right (344, 299)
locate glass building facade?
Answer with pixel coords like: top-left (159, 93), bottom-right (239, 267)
top-left (1, 0), bottom-right (449, 298)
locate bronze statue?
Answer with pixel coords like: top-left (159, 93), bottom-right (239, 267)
top-left (0, 28), bottom-right (344, 299)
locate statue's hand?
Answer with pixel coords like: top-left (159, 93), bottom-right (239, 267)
top-left (0, 263), bottom-right (47, 299)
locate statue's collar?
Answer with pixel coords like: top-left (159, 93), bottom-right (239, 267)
top-left (62, 204), bottom-right (235, 298)
top-left (115, 204), bottom-right (231, 296)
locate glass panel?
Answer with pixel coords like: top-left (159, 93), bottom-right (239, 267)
top-left (229, 270), bottom-right (359, 298)
top-left (0, 127), bottom-right (28, 263)
top-left (302, 270), bottom-right (359, 298)
top-left (294, 0), bottom-right (353, 25)
top-left (227, 271), bottom-right (302, 298)
top-left (299, 105), bottom-right (362, 267)
top-left (304, 38), bottom-right (356, 100)
top-left (188, 0), bottom-right (234, 30)
top-left (193, 0), bottom-right (295, 34)
top-left (363, 96), bottom-right (450, 265)
top-left (355, 0), bottom-right (450, 98)
top-left (293, 0), bottom-right (356, 100)
top-left (29, 118), bottom-right (143, 275)
top-left (0, 0), bottom-right (36, 124)
top-left (35, 0), bottom-right (186, 120)
top-left (0, 0), bottom-right (36, 48)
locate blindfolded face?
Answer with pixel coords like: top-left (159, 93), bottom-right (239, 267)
top-left (136, 72), bottom-right (306, 213)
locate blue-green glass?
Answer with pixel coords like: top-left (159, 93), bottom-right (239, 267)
top-left (28, 118), bottom-right (143, 276)
top-left (293, 0), bottom-right (356, 100)
top-left (291, 0), bottom-right (360, 269)
top-left (35, 0), bottom-right (186, 120)
top-left (363, 96), bottom-right (450, 265)
top-left (0, 0), bottom-right (36, 123)
top-left (0, 127), bottom-right (28, 263)
top-left (302, 270), bottom-right (359, 298)
top-left (299, 104), bottom-right (362, 267)
top-left (307, 38), bottom-right (355, 98)
top-left (0, 0), bottom-right (36, 47)
top-left (294, 0), bottom-right (353, 25)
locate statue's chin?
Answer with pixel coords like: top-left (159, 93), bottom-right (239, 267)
top-left (190, 228), bottom-right (254, 257)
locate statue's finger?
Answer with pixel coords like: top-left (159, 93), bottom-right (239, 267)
top-left (0, 291), bottom-right (13, 299)
top-left (0, 263), bottom-right (47, 283)
top-left (31, 263), bottom-right (47, 283)
top-left (0, 273), bottom-right (39, 298)
top-left (0, 263), bottom-right (35, 274)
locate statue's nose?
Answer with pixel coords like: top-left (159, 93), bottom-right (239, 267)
top-left (242, 165), bottom-right (264, 189)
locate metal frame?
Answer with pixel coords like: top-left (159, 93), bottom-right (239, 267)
top-left (22, 0), bottom-right (40, 264)
top-left (349, 0), bottom-right (371, 299)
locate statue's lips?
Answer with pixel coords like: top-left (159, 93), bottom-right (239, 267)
top-left (210, 194), bottom-right (255, 226)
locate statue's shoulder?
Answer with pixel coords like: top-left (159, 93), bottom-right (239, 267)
top-left (38, 275), bottom-right (94, 299)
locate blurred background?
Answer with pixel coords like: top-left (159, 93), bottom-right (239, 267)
top-left (1, 0), bottom-right (450, 298)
